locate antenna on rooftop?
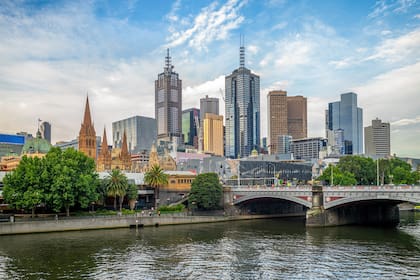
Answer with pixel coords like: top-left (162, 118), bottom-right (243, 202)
top-left (239, 34), bottom-right (245, 68)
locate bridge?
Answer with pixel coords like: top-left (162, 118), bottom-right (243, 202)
top-left (224, 185), bottom-right (420, 227)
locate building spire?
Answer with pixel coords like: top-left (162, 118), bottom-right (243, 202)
top-left (165, 48), bottom-right (173, 73)
top-left (83, 94), bottom-right (93, 125)
top-left (101, 126), bottom-right (108, 148)
top-left (240, 34), bottom-right (245, 68)
top-left (121, 130), bottom-right (129, 156)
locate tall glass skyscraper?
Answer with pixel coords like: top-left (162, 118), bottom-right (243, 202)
top-left (155, 49), bottom-right (182, 144)
top-left (225, 41), bottom-right (260, 158)
top-left (182, 108), bottom-right (200, 148)
top-left (326, 92), bottom-right (363, 154)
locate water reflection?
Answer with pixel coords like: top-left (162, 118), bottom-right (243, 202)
top-left (0, 213), bottom-right (419, 279)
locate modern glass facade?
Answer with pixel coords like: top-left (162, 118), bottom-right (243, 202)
top-left (40, 121), bottom-right (51, 143)
top-left (112, 116), bottom-right (157, 154)
top-left (0, 134), bottom-right (25, 157)
top-left (182, 108), bottom-right (200, 148)
top-left (225, 54), bottom-right (260, 158)
top-left (326, 92), bottom-right (363, 154)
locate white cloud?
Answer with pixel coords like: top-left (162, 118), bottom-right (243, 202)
top-left (391, 116), bottom-right (420, 127)
top-left (415, 14), bottom-right (420, 19)
top-left (328, 57), bottom-right (356, 69)
top-left (271, 21), bottom-right (288, 31)
top-left (381, 30), bottom-right (392, 35)
top-left (365, 28), bottom-right (420, 63)
top-left (183, 75), bottom-right (225, 113)
top-left (369, 0), bottom-right (417, 18)
top-left (166, 0), bottom-right (247, 51)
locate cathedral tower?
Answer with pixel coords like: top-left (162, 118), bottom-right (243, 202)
top-left (79, 95), bottom-right (97, 160)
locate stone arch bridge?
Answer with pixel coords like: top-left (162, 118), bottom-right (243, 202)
top-left (224, 185), bottom-right (420, 227)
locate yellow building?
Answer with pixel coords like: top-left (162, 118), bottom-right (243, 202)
top-left (203, 113), bottom-right (224, 156)
top-left (145, 144), bottom-right (176, 171)
top-left (97, 127), bottom-right (132, 172)
top-left (162, 171), bottom-right (196, 192)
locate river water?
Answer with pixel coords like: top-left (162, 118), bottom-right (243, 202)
top-left (0, 212), bottom-right (419, 279)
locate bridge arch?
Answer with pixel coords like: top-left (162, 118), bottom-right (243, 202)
top-left (234, 194), bottom-right (312, 208)
top-left (325, 196), bottom-right (420, 209)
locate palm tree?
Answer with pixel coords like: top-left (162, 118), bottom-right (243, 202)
top-left (106, 169), bottom-right (128, 211)
top-left (144, 164), bottom-right (168, 210)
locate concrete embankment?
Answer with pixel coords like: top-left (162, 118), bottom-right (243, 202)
top-left (0, 213), bottom-right (304, 235)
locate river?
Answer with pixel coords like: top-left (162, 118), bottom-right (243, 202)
top-left (0, 211), bottom-right (419, 279)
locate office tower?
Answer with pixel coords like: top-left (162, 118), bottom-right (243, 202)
top-left (278, 135), bottom-right (293, 154)
top-left (326, 92), bottom-right (363, 154)
top-left (365, 118), bottom-right (390, 158)
top-left (112, 116), bottom-right (157, 154)
top-left (203, 113), bottom-right (224, 156)
top-left (40, 121), bottom-right (51, 143)
top-left (268, 90), bottom-right (288, 154)
top-left (79, 96), bottom-right (97, 160)
top-left (182, 108), bottom-right (200, 148)
top-left (200, 95), bottom-right (219, 120)
top-left (155, 49), bottom-right (182, 144)
top-left (225, 39), bottom-right (260, 158)
top-left (291, 137), bottom-right (327, 161)
top-left (267, 91), bottom-right (307, 154)
top-left (199, 96), bottom-right (219, 151)
top-left (287, 96), bottom-right (307, 139)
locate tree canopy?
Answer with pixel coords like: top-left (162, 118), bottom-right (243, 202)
top-left (106, 169), bottom-right (128, 211)
top-left (3, 147), bottom-right (99, 216)
top-left (189, 173), bottom-right (222, 210)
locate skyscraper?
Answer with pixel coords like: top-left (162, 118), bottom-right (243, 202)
top-left (155, 49), bottom-right (182, 144)
top-left (267, 91), bottom-right (307, 154)
top-left (182, 108), bottom-right (200, 148)
top-left (268, 90), bottom-right (288, 154)
top-left (203, 113), bottom-right (224, 156)
top-left (365, 118), bottom-right (390, 158)
top-left (79, 96), bottom-right (97, 160)
top-left (200, 95), bottom-right (219, 120)
top-left (112, 116), bottom-right (157, 154)
top-left (40, 121), bottom-right (51, 143)
top-left (287, 96), bottom-right (307, 139)
top-left (326, 92), bottom-right (363, 154)
top-left (225, 39), bottom-right (260, 158)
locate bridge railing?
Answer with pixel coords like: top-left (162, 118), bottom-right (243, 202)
top-left (224, 184), bottom-right (420, 191)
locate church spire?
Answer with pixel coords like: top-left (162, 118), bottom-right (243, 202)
top-left (121, 130), bottom-right (129, 156)
top-left (101, 126), bottom-right (108, 150)
top-left (83, 95), bottom-right (93, 126)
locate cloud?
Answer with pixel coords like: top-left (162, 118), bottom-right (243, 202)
top-left (415, 14), bottom-right (420, 19)
top-left (271, 21), bottom-right (288, 31)
top-left (365, 28), bottom-right (420, 63)
top-left (369, 0), bottom-right (417, 18)
top-left (391, 116), bottom-right (420, 127)
top-left (183, 75), bottom-right (225, 113)
top-left (165, 0), bottom-right (247, 51)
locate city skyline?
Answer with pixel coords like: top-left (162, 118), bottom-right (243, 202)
top-left (0, 0), bottom-right (419, 157)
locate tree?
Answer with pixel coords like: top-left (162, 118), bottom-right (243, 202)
top-left (46, 147), bottom-right (99, 216)
top-left (338, 156), bottom-right (376, 185)
top-left (317, 165), bottom-right (356, 186)
top-left (3, 156), bottom-right (48, 217)
top-left (106, 169), bottom-right (128, 212)
top-left (144, 164), bottom-right (168, 210)
top-left (189, 173), bottom-right (222, 210)
top-left (126, 183), bottom-right (138, 210)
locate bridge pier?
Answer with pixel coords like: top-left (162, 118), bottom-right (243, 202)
top-left (306, 186), bottom-right (400, 227)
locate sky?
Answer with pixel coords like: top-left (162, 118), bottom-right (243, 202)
top-left (0, 0), bottom-right (419, 157)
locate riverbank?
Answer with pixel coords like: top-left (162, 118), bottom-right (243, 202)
top-left (0, 212), bottom-right (305, 236)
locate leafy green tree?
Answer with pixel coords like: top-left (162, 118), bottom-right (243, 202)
top-left (338, 156), bottom-right (376, 185)
top-left (126, 183), bottom-right (138, 210)
top-left (106, 169), bottom-right (128, 211)
top-left (144, 164), bottom-right (168, 209)
top-left (189, 173), bottom-right (222, 210)
top-left (46, 147), bottom-right (99, 216)
top-left (317, 165), bottom-right (356, 186)
top-left (3, 156), bottom-right (48, 217)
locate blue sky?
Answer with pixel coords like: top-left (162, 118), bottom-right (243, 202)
top-left (0, 0), bottom-right (419, 157)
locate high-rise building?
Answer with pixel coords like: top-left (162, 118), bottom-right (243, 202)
top-left (291, 137), bottom-right (327, 161)
top-left (268, 90), bottom-right (288, 154)
top-left (40, 121), bottom-right (51, 143)
top-left (199, 95), bottom-right (219, 151)
top-left (155, 49), bottom-right (182, 144)
top-left (112, 116), bottom-right (157, 154)
top-left (78, 96), bottom-right (97, 160)
top-left (182, 108), bottom-right (200, 148)
top-left (287, 96), bottom-right (307, 139)
top-left (203, 113), bottom-right (224, 156)
top-left (278, 135), bottom-right (293, 154)
top-left (326, 92), bottom-right (363, 154)
top-left (365, 118), bottom-right (390, 158)
top-left (267, 91), bottom-right (307, 154)
top-left (200, 95), bottom-right (219, 120)
top-left (225, 40), bottom-right (260, 158)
